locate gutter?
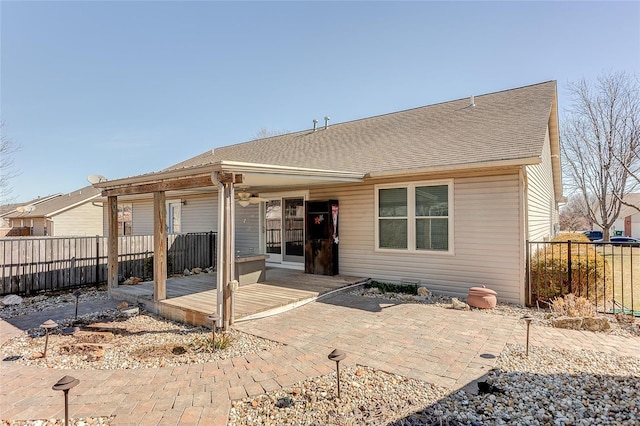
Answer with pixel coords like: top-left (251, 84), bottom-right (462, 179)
top-left (92, 161), bottom-right (366, 190)
top-left (367, 156), bottom-right (542, 178)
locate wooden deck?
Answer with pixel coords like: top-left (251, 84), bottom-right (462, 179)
top-left (110, 268), bottom-right (368, 326)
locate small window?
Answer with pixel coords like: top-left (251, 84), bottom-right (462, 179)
top-left (376, 181), bottom-right (453, 253)
top-left (118, 203), bottom-right (132, 235)
top-left (167, 200), bottom-right (182, 234)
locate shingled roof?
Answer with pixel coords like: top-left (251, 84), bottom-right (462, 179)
top-left (4, 185), bottom-right (101, 219)
top-left (166, 81), bottom-right (557, 176)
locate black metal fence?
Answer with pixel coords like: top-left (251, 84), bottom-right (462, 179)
top-left (527, 240), bottom-right (638, 315)
top-left (0, 232), bottom-right (217, 296)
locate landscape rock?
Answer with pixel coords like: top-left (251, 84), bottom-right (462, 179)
top-left (183, 269), bottom-right (192, 276)
top-left (1, 294), bottom-right (23, 306)
top-left (581, 316), bottom-right (611, 332)
top-left (366, 287), bottom-right (380, 295)
top-left (192, 267), bottom-right (202, 274)
top-left (417, 287), bottom-right (431, 297)
top-left (121, 307), bottom-right (139, 317)
top-left (116, 301), bottom-right (128, 310)
top-left (122, 277), bottom-right (143, 285)
top-left (60, 343), bottom-right (106, 361)
top-left (551, 317), bottom-right (583, 330)
top-left (452, 297), bottom-right (470, 310)
top-left (73, 331), bottom-right (114, 343)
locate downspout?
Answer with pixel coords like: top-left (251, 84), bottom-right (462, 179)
top-left (229, 182), bottom-right (236, 325)
top-left (211, 173), bottom-right (225, 327)
top-left (520, 166), bottom-right (530, 306)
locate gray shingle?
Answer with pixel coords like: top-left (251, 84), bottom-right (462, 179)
top-left (165, 81), bottom-right (556, 175)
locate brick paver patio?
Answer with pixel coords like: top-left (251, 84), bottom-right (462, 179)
top-left (1, 292), bottom-right (638, 425)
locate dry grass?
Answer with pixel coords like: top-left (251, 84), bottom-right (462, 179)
top-left (597, 246), bottom-right (640, 312)
top-left (550, 294), bottom-right (595, 317)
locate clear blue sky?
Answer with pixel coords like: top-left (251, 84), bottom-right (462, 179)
top-left (2, 1), bottom-right (639, 202)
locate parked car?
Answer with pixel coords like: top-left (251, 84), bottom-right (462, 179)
top-left (582, 230), bottom-right (603, 241)
top-left (593, 236), bottom-right (640, 247)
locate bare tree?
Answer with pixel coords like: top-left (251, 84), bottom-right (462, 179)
top-left (253, 128), bottom-right (289, 140)
top-left (559, 194), bottom-right (592, 231)
top-left (0, 123), bottom-right (21, 210)
top-left (561, 72), bottom-right (640, 240)
top-left (612, 143), bottom-right (640, 214)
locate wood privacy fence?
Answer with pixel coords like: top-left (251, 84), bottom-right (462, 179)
top-left (0, 232), bottom-right (217, 296)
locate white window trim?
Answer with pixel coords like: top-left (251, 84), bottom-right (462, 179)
top-left (166, 199), bottom-right (183, 234)
top-left (374, 179), bottom-right (454, 255)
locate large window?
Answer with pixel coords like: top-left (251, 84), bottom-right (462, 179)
top-left (376, 181), bottom-right (452, 253)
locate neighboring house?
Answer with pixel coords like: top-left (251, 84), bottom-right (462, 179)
top-left (95, 81), bottom-right (563, 305)
top-left (2, 186), bottom-right (103, 236)
top-left (612, 193), bottom-right (640, 238)
top-left (0, 194), bottom-right (61, 236)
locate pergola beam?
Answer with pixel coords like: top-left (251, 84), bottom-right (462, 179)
top-left (101, 175), bottom-right (214, 197)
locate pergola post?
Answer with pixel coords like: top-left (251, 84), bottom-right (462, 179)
top-left (107, 196), bottom-right (119, 295)
top-left (153, 191), bottom-right (167, 301)
top-left (212, 172), bottom-right (241, 331)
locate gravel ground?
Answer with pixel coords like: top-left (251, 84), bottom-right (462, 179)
top-left (229, 344), bottom-right (640, 425)
top-left (1, 309), bottom-right (283, 369)
top-left (0, 287), bottom-right (109, 320)
top-left (349, 287), bottom-right (640, 337)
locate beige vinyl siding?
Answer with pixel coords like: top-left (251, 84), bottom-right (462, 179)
top-left (181, 195), bottom-right (218, 233)
top-left (51, 202), bottom-right (104, 236)
top-left (526, 127), bottom-right (556, 242)
top-left (310, 173), bottom-right (524, 304)
top-left (103, 194), bottom-right (219, 236)
top-left (31, 218), bottom-right (46, 236)
top-left (235, 204), bottom-right (260, 254)
top-left (131, 200), bottom-right (154, 236)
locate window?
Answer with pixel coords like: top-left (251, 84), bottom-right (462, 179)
top-left (166, 200), bottom-right (182, 234)
top-left (118, 204), bottom-right (132, 235)
top-left (376, 181), bottom-right (452, 253)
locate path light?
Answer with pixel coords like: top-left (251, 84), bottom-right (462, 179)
top-left (40, 319), bottom-right (58, 358)
top-left (73, 290), bottom-right (82, 320)
top-left (522, 315), bottom-right (534, 357)
top-left (52, 375), bottom-right (79, 426)
top-left (207, 313), bottom-right (220, 352)
top-left (328, 349), bottom-right (347, 399)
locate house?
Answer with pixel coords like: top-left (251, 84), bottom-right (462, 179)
top-left (612, 193), bottom-right (640, 238)
top-left (93, 81), bottom-right (563, 314)
top-left (2, 186), bottom-right (103, 236)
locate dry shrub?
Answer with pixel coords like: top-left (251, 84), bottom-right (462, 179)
top-left (551, 294), bottom-right (595, 317)
top-left (552, 233), bottom-right (590, 243)
top-left (530, 241), bottom-right (612, 309)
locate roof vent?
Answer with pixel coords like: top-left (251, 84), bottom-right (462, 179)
top-left (469, 95), bottom-right (475, 108)
top-left (313, 119), bottom-right (318, 132)
top-left (324, 116), bottom-right (330, 129)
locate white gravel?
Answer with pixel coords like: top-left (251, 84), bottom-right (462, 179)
top-left (1, 309), bottom-right (283, 370)
top-left (0, 287), bottom-right (109, 319)
top-left (229, 345), bottom-right (640, 425)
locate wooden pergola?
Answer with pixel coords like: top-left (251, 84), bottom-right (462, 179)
top-left (94, 161), bottom-right (364, 330)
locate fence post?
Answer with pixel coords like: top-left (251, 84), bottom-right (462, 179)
top-left (209, 231), bottom-right (214, 269)
top-left (95, 236), bottom-right (100, 285)
top-left (567, 240), bottom-right (572, 294)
